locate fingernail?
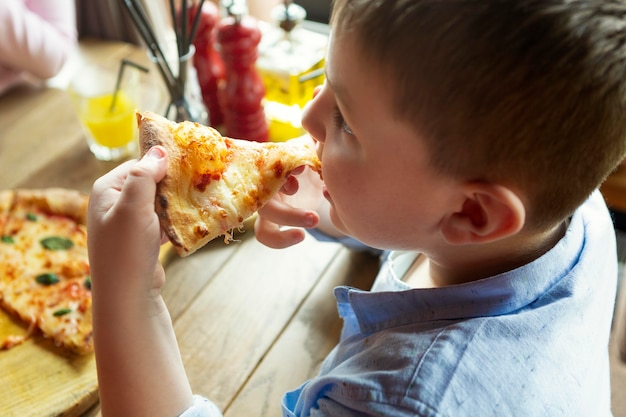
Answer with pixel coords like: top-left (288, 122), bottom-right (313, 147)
top-left (304, 212), bottom-right (318, 228)
top-left (146, 146), bottom-right (165, 159)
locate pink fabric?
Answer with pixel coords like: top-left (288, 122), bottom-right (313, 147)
top-left (0, 0), bottom-right (77, 94)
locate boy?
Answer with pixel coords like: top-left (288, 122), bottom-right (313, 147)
top-left (87, 0), bottom-right (626, 415)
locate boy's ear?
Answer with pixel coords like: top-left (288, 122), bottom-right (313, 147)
top-left (440, 182), bottom-right (526, 245)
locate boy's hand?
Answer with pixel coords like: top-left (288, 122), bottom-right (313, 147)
top-left (88, 146), bottom-right (196, 417)
top-left (255, 166), bottom-right (323, 249)
top-left (87, 146), bottom-right (168, 298)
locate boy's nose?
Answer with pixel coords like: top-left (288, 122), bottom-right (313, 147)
top-left (302, 85), bottom-right (327, 144)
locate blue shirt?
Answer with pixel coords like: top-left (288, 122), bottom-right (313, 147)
top-left (181, 191), bottom-right (617, 417)
top-left (282, 191), bottom-right (617, 417)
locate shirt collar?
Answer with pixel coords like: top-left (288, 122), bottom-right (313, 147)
top-left (333, 202), bottom-right (585, 335)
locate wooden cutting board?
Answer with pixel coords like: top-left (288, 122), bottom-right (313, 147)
top-left (0, 242), bottom-right (176, 416)
top-left (0, 314), bottom-right (98, 416)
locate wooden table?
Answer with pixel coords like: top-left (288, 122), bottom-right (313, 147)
top-left (0, 39), bottom-right (379, 416)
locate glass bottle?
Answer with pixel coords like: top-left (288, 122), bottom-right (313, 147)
top-left (256, 0), bottom-right (327, 142)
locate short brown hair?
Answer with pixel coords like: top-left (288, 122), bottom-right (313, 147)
top-left (331, 0), bottom-right (626, 229)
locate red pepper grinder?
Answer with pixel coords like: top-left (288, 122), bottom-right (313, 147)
top-left (188, 1), bottom-right (225, 128)
top-left (216, 2), bottom-right (269, 142)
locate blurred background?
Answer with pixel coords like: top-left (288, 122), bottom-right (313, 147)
top-left (75, 0), bottom-right (331, 43)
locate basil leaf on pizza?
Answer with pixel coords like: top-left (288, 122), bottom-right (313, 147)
top-left (41, 236), bottom-right (74, 250)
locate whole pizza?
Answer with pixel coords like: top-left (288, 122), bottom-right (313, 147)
top-left (0, 188), bottom-right (93, 354)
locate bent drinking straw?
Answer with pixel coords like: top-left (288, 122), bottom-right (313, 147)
top-left (109, 59), bottom-right (150, 113)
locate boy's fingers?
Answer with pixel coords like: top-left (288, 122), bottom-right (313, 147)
top-left (254, 215), bottom-right (307, 249)
top-left (117, 147), bottom-right (168, 208)
top-left (258, 199), bottom-right (319, 229)
top-left (91, 159), bottom-right (135, 195)
top-left (89, 159), bottom-right (138, 219)
top-left (255, 199), bottom-right (320, 249)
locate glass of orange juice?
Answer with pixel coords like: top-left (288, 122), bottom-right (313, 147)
top-left (68, 64), bottom-right (141, 161)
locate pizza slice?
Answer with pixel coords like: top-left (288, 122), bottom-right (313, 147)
top-left (137, 111), bottom-right (321, 257)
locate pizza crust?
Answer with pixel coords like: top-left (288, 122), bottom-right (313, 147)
top-left (137, 112), bottom-right (191, 251)
top-left (10, 188), bottom-right (89, 225)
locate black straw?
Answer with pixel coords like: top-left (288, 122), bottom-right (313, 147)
top-left (109, 59), bottom-right (150, 113)
top-left (169, 0), bottom-right (181, 59)
top-left (188, 0), bottom-right (207, 47)
top-left (121, 0), bottom-right (202, 113)
top-left (177, 0), bottom-right (188, 93)
top-left (181, 0), bottom-right (189, 55)
top-left (121, 0), bottom-right (182, 98)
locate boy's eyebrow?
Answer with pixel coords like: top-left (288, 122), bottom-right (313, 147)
top-left (324, 73), bottom-right (350, 110)
top-left (298, 67), bottom-right (349, 106)
top-left (300, 67), bottom-right (351, 112)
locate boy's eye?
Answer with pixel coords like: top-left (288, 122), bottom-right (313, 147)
top-left (333, 109), bottom-right (354, 135)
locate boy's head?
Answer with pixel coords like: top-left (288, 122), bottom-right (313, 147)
top-left (330, 0), bottom-right (626, 229)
